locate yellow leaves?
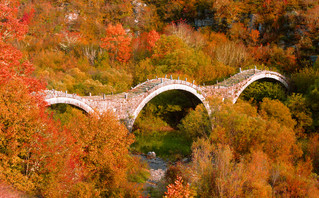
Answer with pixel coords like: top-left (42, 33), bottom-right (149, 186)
top-left (64, 111), bottom-right (137, 196)
top-left (210, 98), bottom-right (302, 164)
top-left (152, 35), bottom-right (185, 61)
top-left (260, 98), bottom-right (296, 129)
top-left (179, 104), bottom-right (211, 140)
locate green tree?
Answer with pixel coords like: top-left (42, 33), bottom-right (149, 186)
top-left (178, 104), bottom-right (211, 140)
top-left (286, 93), bottom-right (313, 135)
top-left (240, 81), bottom-right (287, 103)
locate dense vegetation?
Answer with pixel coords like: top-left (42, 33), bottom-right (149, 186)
top-left (1, 0), bottom-right (319, 197)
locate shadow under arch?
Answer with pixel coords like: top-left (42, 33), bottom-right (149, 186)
top-left (128, 84), bottom-right (211, 131)
top-left (232, 72), bottom-right (289, 104)
top-left (45, 97), bottom-right (94, 114)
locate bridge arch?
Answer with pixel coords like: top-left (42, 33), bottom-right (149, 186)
top-left (128, 83), bottom-right (210, 131)
top-left (45, 97), bottom-right (94, 114)
top-left (233, 71), bottom-right (289, 103)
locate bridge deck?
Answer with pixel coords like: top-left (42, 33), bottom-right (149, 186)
top-left (129, 79), bottom-right (163, 95)
top-left (218, 69), bottom-right (258, 87)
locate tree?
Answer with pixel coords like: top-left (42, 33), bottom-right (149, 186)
top-left (178, 104), bottom-right (211, 140)
top-left (133, 30), bottom-right (160, 60)
top-left (0, 0), bottom-right (28, 42)
top-left (307, 78), bottom-right (319, 129)
top-left (210, 98), bottom-right (300, 162)
top-left (0, 0), bottom-right (42, 92)
top-left (239, 81), bottom-right (287, 104)
top-left (174, 98), bottom-right (318, 197)
top-left (151, 35), bottom-right (213, 82)
top-left (164, 22), bottom-right (205, 50)
top-left (0, 2), bottom-right (82, 196)
top-left (286, 93), bottom-right (312, 136)
top-left (101, 23), bottom-right (132, 63)
top-left (259, 98), bottom-right (296, 129)
top-left (65, 111), bottom-right (141, 197)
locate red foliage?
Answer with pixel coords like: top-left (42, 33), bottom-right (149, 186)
top-left (133, 30), bottom-right (160, 56)
top-left (0, 42), bottom-right (44, 92)
top-left (21, 8), bottom-right (35, 25)
top-left (145, 30), bottom-right (161, 51)
top-left (0, 0), bottom-right (28, 41)
top-left (0, 0), bottom-right (43, 92)
top-left (101, 23), bottom-right (132, 63)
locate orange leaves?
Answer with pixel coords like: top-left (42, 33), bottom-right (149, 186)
top-left (228, 22), bottom-right (260, 45)
top-left (249, 44), bottom-right (297, 72)
top-left (132, 30), bottom-right (160, 60)
top-left (245, 151), bottom-right (272, 197)
top-left (164, 176), bottom-right (193, 198)
top-left (250, 29), bottom-right (260, 45)
top-left (145, 30), bottom-right (161, 51)
top-left (210, 98), bottom-right (302, 162)
top-left (100, 23), bottom-right (132, 63)
top-left (65, 111), bottom-right (137, 196)
top-left (309, 134), bottom-right (319, 174)
top-left (259, 98), bottom-right (296, 129)
top-left (304, 4), bottom-right (319, 31)
top-left (228, 22), bottom-right (247, 41)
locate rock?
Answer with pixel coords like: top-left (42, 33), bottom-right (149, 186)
top-left (150, 168), bottom-right (166, 182)
top-left (182, 158), bottom-right (189, 163)
top-left (147, 151), bottom-right (156, 159)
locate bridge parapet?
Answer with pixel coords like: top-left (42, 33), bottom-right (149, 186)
top-left (128, 78), bottom-right (203, 96)
top-left (45, 90), bottom-right (86, 101)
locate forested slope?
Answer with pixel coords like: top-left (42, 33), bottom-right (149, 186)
top-left (0, 0), bottom-right (319, 197)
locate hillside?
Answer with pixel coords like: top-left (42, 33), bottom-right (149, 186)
top-left (0, 0), bottom-right (319, 197)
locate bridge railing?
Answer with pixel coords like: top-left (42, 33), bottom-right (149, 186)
top-left (134, 78), bottom-right (203, 95)
top-left (44, 90), bottom-right (90, 101)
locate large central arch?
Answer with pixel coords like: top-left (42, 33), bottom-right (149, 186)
top-left (128, 83), bottom-right (210, 131)
top-left (232, 71), bottom-right (289, 103)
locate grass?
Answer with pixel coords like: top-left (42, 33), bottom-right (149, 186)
top-left (131, 129), bottom-right (192, 161)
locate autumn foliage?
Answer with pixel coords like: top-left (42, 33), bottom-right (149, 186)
top-left (101, 23), bottom-right (132, 63)
top-left (1, 0), bottom-right (319, 196)
top-left (0, 2), bottom-right (142, 197)
top-left (172, 99), bottom-right (319, 197)
top-left (164, 176), bottom-right (193, 198)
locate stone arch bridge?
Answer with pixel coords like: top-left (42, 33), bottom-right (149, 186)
top-left (45, 69), bottom-right (289, 131)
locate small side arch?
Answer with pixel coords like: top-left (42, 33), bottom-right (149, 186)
top-left (128, 84), bottom-right (210, 131)
top-left (45, 97), bottom-right (94, 114)
top-left (233, 71), bottom-right (289, 103)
